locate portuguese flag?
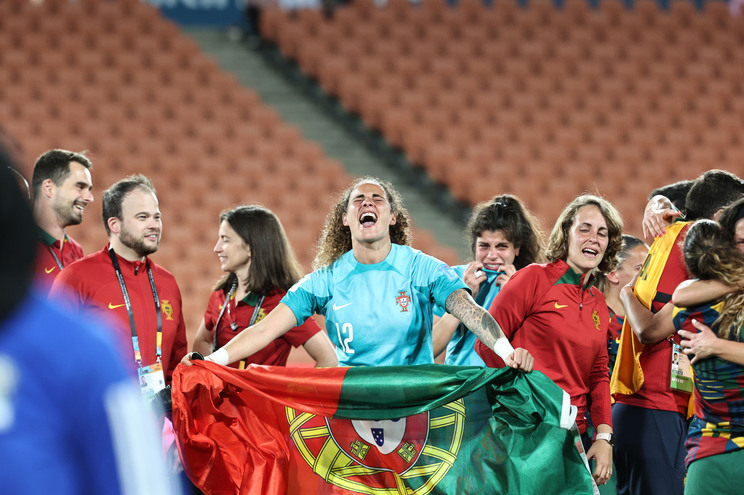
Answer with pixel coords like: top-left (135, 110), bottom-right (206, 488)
top-left (171, 362), bottom-right (593, 495)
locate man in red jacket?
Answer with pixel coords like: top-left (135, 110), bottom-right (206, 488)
top-left (51, 174), bottom-right (187, 391)
top-left (31, 149), bottom-right (93, 294)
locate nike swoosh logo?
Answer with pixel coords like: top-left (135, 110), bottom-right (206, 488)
top-left (44, 267), bottom-right (56, 274)
top-left (554, 302), bottom-right (568, 309)
top-left (108, 303), bottom-right (126, 310)
top-left (332, 302), bottom-right (352, 311)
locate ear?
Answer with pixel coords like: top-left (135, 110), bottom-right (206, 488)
top-left (42, 178), bottom-right (55, 198)
top-left (713, 208), bottom-right (724, 222)
top-left (389, 213), bottom-right (397, 226)
top-left (107, 217), bottom-right (120, 235)
top-left (342, 212), bottom-right (349, 227)
top-left (514, 246), bottom-right (521, 257)
top-left (606, 271), bottom-right (620, 285)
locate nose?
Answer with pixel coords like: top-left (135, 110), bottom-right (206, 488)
top-left (213, 240), bottom-right (221, 253)
top-left (362, 195), bottom-right (374, 207)
top-left (148, 217), bottom-right (162, 230)
top-left (83, 189), bottom-right (94, 203)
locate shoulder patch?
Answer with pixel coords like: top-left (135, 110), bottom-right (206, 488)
top-left (438, 264), bottom-right (459, 281)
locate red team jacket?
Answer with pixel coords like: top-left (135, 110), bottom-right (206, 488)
top-left (477, 259), bottom-right (612, 434)
top-left (34, 229), bottom-right (84, 295)
top-left (50, 245), bottom-right (188, 385)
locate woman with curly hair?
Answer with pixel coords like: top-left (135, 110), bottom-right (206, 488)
top-left (671, 219), bottom-right (744, 493)
top-left (673, 197), bottom-right (744, 354)
top-left (432, 194), bottom-right (545, 366)
top-left (184, 177), bottom-right (533, 370)
top-left (476, 194), bottom-right (624, 488)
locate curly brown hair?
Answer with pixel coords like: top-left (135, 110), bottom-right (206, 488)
top-left (313, 177), bottom-right (412, 269)
top-left (545, 194), bottom-right (624, 274)
top-left (683, 219), bottom-right (744, 340)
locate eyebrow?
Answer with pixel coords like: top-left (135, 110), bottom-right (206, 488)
top-left (353, 192), bottom-right (384, 200)
top-left (578, 222), bottom-right (608, 231)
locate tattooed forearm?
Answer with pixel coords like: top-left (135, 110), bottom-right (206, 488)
top-left (444, 289), bottom-right (504, 350)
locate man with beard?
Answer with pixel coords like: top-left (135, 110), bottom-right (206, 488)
top-left (31, 149), bottom-right (93, 294)
top-left (51, 174), bottom-right (187, 391)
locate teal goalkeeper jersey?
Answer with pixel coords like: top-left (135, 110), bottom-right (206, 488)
top-left (282, 244), bottom-right (467, 366)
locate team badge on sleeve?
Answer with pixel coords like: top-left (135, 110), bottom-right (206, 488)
top-left (438, 264), bottom-right (459, 281)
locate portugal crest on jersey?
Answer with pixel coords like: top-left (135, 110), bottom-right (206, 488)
top-left (395, 291), bottom-right (411, 312)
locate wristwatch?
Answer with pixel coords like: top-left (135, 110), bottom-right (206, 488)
top-left (595, 432), bottom-right (615, 447)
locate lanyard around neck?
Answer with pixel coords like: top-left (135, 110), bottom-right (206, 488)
top-left (108, 247), bottom-right (162, 365)
top-left (212, 283), bottom-right (264, 352)
top-left (48, 245), bottom-right (64, 271)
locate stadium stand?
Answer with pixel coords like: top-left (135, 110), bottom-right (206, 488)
top-left (0, 0), bottom-right (461, 352)
top-left (261, 0), bottom-right (744, 237)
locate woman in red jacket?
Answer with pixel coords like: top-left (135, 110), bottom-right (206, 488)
top-left (191, 205), bottom-right (337, 369)
top-left (476, 194), bottom-right (623, 487)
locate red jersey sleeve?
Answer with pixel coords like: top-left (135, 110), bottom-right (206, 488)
top-left (163, 287), bottom-right (188, 385)
top-left (588, 345), bottom-right (612, 428)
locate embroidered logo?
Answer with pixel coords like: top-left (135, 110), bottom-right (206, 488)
top-left (395, 291), bottom-right (411, 312)
top-left (161, 300), bottom-right (174, 321)
top-left (554, 302), bottom-right (568, 309)
top-left (44, 266), bottom-right (56, 274)
top-left (108, 302), bottom-right (125, 310)
top-left (592, 309), bottom-right (601, 330)
top-left (254, 308), bottom-right (267, 324)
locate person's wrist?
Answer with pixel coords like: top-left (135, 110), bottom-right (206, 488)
top-left (493, 337), bottom-right (515, 361)
top-left (205, 347), bottom-right (230, 366)
top-left (595, 432), bottom-right (615, 447)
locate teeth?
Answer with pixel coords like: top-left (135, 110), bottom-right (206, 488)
top-left (360, 213), bottom-right (377, 223)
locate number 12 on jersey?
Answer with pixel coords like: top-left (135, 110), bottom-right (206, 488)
top-left (335, 322), bottom-right (354, 354)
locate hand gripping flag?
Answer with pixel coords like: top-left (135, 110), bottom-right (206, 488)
top-left (171, 363), bottom-right (592, 495)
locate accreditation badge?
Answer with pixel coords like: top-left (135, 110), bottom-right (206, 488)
top-left (138, 362), bottom-right (166, 401)
top-left (669, 342), bottom-right (693, 394)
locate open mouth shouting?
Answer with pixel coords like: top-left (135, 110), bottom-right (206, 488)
top-left (359, 211), bottom-right (378, 228)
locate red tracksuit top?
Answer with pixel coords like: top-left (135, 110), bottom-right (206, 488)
top-left (477, 259), bottom-right (611, 434)
top-left (50, 245), bottom-right (188, 385)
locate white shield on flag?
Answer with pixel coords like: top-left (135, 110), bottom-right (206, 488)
top-left (326, 413), bottom-right (430, 475)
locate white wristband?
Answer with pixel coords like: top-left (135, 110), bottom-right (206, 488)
top-left (205, 347), bottom-right (230, 366)
top-left (493, 337), bottom-right (515, 362)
